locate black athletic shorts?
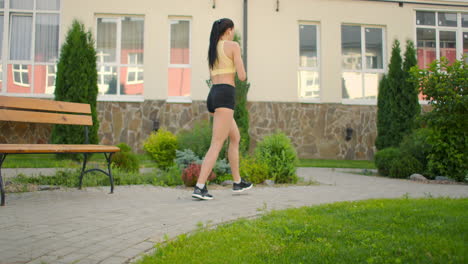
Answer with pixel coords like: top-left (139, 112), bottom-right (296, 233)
top-left (207, 84), bottom-right (235, 113)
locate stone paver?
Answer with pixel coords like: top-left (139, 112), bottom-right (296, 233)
top-left (0, 168), bottom-right (467, 264)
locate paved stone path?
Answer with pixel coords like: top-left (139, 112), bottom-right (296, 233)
top-left (0, 168), bottom-right (467, 264)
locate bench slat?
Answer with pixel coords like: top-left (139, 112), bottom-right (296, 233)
top-left (0, 144), bottom-right (120, 154)
top-left (0, 96), bottom-right (91, 114)
top-left (0, 109), bottom-right (93, 125)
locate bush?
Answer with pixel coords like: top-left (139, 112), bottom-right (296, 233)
top-left (399, 128), bottom-right (432, 177)
top-left (116, 142), bottom-right (132, 153)
top-left (175, 149), bottom-right (231, 175)
top-left (143, 129), bottom-right (178, 169)
top-left (374, 147), bottom-right (401, 176)
top-left (255, 132), bottom-right (298, 184)
top-left (181, 163), bottom-right (216, 187)
top-left (177, 120), bottom-right (228, 160)
top-left (389, 155), bottom-right (423, 179)
top-left (411, 58), bottom-right (468, 181)
top-left (213, 159), bottom-right (231, 176)
top-left (175, 149), bottom-right (202, 169)
top-left (239, 156), bottom-right (270, 184)
top-left (111, 143), bottom-right (140, 173)
top-left (155, 165), bottom-right (183, 186)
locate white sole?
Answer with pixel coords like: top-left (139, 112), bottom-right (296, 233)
top-left (192, 194), bottom-right (214, 200)
top-left (232, 184), bottom-right (253, 193)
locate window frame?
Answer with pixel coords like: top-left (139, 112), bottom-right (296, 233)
top-left (0, 0), bottom-right (61, 98)
top-left (341, 24), bottom-right (387, 105)
top-left (126, 53), bottom-right (143, 85)
top-left (298, 21), bottom-right (321, 103)
top-left (45, 64), bottom-right (55, 93)
top-left (414, 9), bottom-right (467, 104)
top-left (167, 17), bottom-right (192, 103)
top-left (12, 63), bottom-right (29, 86)
top-left (95, 15), bottom-right (145, 102)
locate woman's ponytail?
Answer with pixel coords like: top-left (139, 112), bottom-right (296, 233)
top-left (208, 18), bottom-right (234, 69)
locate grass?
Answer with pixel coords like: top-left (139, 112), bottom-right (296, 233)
top-left (4, 154), bottom-right (376, 170)
top-left (8, 166), bottom-right (183, 191)
top-left (2, 153), bottom-right (155, 168)
top-left (138, 198), bottom-right (467, 264)
top-left (299, 159), bottom-right (376, 169)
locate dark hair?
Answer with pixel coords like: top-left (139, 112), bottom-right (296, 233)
top-left (208, 18), bottom-right (234, 69)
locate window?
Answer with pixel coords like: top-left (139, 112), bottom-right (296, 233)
top-left (168, 19), bottom-right (191, 98)
top-left (96, 16), bottom-right (144, 96)
top-left (12, 64), bottom-right (29, 86)
top-left (416, 11), bottom-right (467, 68)
top-left (298, 23), bottom-right (320, 99)
top-left (126, 53), bottom-right (144, 84)
top-left (0, 0), bottom-right (60, 95)
top-left (341, 25), bottom-right (385, 100)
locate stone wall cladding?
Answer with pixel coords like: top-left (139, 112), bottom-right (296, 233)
top-left (0, 100), bottom-right (433, 159)
top-left (97, 101), bottom-right (210, 153)
top-left (0, 122), bottom-right (51, 144)
top-left (248, 102), bottom-right (377, 160)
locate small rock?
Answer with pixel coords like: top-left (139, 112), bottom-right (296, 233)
top-left (435, 176), bottom-right (454, 181)
top-left (221, 180), bottom-right (233, 186)
top-left (410, 174), bottom-right (427, 181)
top-left (263, 180), bottom-right (275, 186)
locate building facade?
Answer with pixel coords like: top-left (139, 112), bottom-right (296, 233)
top-left (0, 0), bottom-right (467, 159)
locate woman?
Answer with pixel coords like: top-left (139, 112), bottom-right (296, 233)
top-left (192, 18), bottom-right (253, 200)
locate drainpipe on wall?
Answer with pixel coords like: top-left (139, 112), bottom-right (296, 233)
top-left (243, 0), bottom-right (248, 72)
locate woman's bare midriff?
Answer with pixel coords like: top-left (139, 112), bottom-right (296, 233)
top-left (211, 72), bottom-right (236, 87)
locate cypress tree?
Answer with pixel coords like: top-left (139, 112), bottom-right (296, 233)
top-left (376, 39), bottom-right (404, 149)
top-left (51, 20), bottom-right (99, 149)
top-left (375, 74), bottom-right (390, 150)
top-left (233, 33), bottom-right (250, 154)
top-left (401, 40), bottom-right (420, 133)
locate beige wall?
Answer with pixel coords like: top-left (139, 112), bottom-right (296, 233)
top-left (248, 0), bottom-right (468, 103)
top-left (61, 0), bottom-right (243, 101)
top-left (62, 0), bottom-right (468, 102)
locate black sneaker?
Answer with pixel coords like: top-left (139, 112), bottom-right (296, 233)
top-left (233, 179), bottom-right (253, 193)
top-left (192, 185), bottom-right (214, 200)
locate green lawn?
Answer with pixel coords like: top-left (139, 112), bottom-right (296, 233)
top-left (299, 159), bottom-right (376, 169)
top-left (138, 198), bottom-right (467, 264)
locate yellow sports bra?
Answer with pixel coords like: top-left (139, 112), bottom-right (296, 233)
top-left (211, 40), bottom-right (236, 76)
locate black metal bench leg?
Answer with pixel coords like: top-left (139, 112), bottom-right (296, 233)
top-left (0, 154), bottom-right (7, 206)
top-left (78, 153), bottom-right (88, 190)
top-left (105, 153), bottom-right (114, 194)
top-left (78, 153), bottom-right (114, 194)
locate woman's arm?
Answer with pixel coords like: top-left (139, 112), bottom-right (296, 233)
top-left (232, 42), bottom-right (246, 81)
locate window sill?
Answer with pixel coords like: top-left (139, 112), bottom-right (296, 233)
top-left (0, 93), bottom-right (146, 103)
top-left (342, 99), bottom-right (377, 105)
top-left (97, 95), bottom-right (145, 102)
top-left (299, 98), bottom-right (321, 104)
top-left (166, 97), bottom-right (192, 104)
top-left (0, 93), bottom-right (54, 99)
top-left (342, 99), bottom-right (430, 106)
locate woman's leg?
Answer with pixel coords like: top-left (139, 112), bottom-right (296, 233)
top-left (228, 119), bottom-right (241, 183)
top-left (197, 108), bottom-right (234, 184)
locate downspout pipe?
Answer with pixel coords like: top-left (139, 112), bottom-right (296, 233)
top-left (243, 0), bottom-right (248, 72)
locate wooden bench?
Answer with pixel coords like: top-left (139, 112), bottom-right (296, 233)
top-left (0, 96), bottom-right (120, 206)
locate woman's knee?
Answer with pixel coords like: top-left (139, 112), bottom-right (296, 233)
top-left (229, 134), bottom-right (240, 146)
